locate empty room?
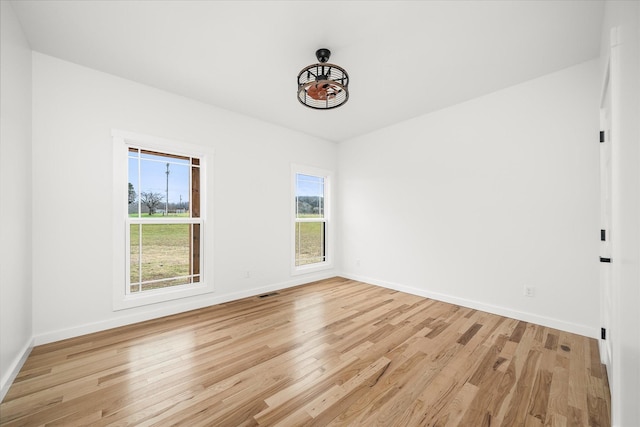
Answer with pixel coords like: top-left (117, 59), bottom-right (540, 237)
top-left (1, 1), bottom-right (638, 426)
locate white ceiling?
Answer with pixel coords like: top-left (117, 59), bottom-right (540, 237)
top-left (10, 0), bottom-right (604, 143)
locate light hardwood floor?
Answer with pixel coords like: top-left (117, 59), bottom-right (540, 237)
top-left (1, 277), bottom-right (610, 426)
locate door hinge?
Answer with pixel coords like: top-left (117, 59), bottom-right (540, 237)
top-left (600, 131), bottom-right (605, 143)
top-left (600, 257), bottom-right (612, 263)
top-left (601, 328), bottom-right (607, 340)
top-left (601, 229), bottom-right (606, 241)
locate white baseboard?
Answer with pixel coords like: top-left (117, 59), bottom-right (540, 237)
top-left (1, 337), bottom-right (34, 402)
top-left (33, 271), bottom-right (337, 346)
top-left (341, 273), bottom-right (598, 339)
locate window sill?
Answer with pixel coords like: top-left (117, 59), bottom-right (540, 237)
top-left (291, 262), bottom-right (333, 277)
top-left (113, 282), bottom-right (214, 311)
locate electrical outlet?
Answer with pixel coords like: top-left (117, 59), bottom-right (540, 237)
top-left (524, 286), bottom-right (535, 297)
top-left (356, 259), bottom-right (361, 267)
top-left (244, 270), bottom-right (251, 279)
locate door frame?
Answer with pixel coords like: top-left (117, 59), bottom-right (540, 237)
top-left (599, 25), bottom-right (622, 416)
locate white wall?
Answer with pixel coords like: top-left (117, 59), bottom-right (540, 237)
top-left (31, 53), bottom-right (338, 344)
top-left (0, 1), bottom-right (33, 399)
top-left (600, 2), bottom-right (640, 425)
top-left (339, 60), bottom-right (600, 337)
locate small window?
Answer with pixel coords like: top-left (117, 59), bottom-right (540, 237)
top-left (292, 165), bottom-right (332, 274)
top-left (113, 130), bottom-right (213, 310)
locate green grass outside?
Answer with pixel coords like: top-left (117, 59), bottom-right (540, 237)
top-left (130, 217), bottom-right (325, 292)
top-left (130, 223), bottom-right (192, 292)
top-left (295, 222), bottom-right (325, 266)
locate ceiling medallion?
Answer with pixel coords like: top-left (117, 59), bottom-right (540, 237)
top-left (297, 48), bottom-right (349, 109)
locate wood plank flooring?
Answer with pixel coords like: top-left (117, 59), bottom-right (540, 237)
top-left (0, 277), bottom-right (610, 426)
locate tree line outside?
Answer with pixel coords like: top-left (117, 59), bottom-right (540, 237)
top-left (130, 183), bottom-right (323, 218)
top-left (128, 183), bottom-right (189, 216)
top-left (297, 196), bottom-right (324, 217)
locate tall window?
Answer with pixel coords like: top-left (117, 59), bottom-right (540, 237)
top-left (127, 148), bottom-right (201, 293)
top-left (113, 130), bottom-right (212, 310)
top-left (293, 165), bottom-right (332, 273)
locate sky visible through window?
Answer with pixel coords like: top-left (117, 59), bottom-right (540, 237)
top-left (296, 174), bottom-right (323, 197)
top-left (129, 151), bottom-right (190, 208)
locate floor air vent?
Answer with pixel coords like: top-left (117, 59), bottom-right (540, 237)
top-left (258, 292), bottom-right (279, 299)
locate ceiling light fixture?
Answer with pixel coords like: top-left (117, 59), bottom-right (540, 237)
top-left (297, 48), bottom-right (349, 110)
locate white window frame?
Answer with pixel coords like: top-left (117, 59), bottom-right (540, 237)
top-left (112, 129), bottom-right (214, 310)
top-left (291, 164), bottom-right (333, 275)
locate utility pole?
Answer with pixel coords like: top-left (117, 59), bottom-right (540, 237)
top-left (165, 163), bottom-right (170, 216)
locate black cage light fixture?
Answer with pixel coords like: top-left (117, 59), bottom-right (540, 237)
top-left (297, 48), bottom-right (349, 109)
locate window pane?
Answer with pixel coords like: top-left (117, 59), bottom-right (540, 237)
top-left (192, 223), bottom-right (200, 276)
top-left (129, 223), bottom-right (140, 291)
top-left (128, 155), bottom-right (140, 216)
top-left (140, 151), bottom-right (189, 164)
top-left (140, 278), bottom-right (191, 292)
top-left (141, 223), bottom-right (190, 282)
top-left (129, 223), bottom-right (198, 293)
top-left (295, 221), bottom-right (326, 266)
top-left (296, 174), bottom-right (324, 218)
top-left (128, 150), bottom-right (192, 217)
top-left (191, 163), bottom-right (200, 218)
